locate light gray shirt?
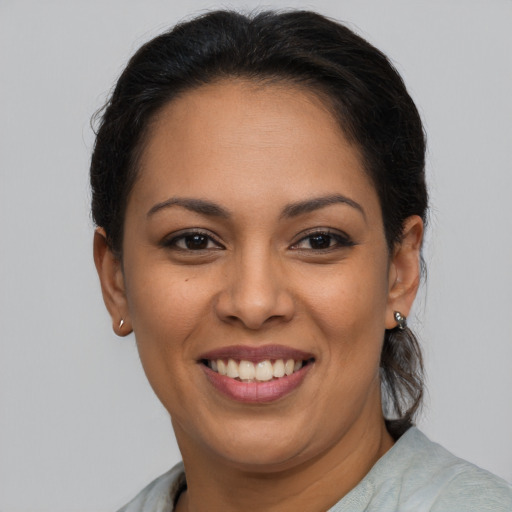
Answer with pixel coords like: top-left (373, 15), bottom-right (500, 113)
top-left (118, 427), bottom-right (512, 511)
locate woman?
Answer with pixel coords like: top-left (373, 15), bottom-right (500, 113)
top-left (91, 10), bottom-right (512, 511)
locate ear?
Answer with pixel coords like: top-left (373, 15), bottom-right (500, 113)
top-left (93, 228), bottom-right (132, 336)
top-left (385, 215), bottom-right (424, 330)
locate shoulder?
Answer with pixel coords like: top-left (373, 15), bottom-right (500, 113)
top-left (429, 463), bottom-right (512, 512)
top-left (378, 428), bottom-right (512, 511)
top-left (334, 428), bottom-right (512, 512)
top-left (414, 433), bottom-right (512, 512)
top-left (116, 462), bottom-right (185, 512)
top-left (404, 428), bottom-right (511, 510)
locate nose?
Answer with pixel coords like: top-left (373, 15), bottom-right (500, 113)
top-left (214, 249), bottom-right (295, 330)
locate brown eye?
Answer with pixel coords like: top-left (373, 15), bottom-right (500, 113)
top-left (308, 234), bottom-right (333, 249)
top-left (163, 231), bottom-right (224, 252)
top-left (290, 230), bottom-right (354, 252)
top-left (184, 234), bottom-right (209, 250)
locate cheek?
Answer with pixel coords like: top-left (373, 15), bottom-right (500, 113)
top-left (124, 259), bottom-right (216, 357)
top-left (301, 257), bottom-right (390, 344)
top-left (305, 264), bottom-right (390, 415)
top-left (122, 264), bottom-right (218, 412)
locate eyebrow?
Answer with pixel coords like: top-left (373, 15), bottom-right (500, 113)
top-left (147, 193), bottom-right (366, 221)
top-left (147, 197), bottom-right (231, 218)
top-left (280, 194), bottom-right (366, 221)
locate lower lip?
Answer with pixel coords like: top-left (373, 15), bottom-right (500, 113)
top-left (202, 364), bottom-right (312, 403)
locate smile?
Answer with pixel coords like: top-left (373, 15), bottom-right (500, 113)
top-left (204, 358), bottom-right (311, 382)
top-left (199, 345), bottom-right (315, 403)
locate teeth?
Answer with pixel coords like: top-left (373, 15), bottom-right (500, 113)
top-left (209, 357), bottom-right (307, 381)
top-left (273, 359), bottom-right (285, 378)
top-left (217, 360), bottom-right (227, 376)
top-left (239, 360), bottom-right (255, 380)
top-left (255, 360), bottom-right (273, 381)
top-left (226, 358), bottom-right (239, 378)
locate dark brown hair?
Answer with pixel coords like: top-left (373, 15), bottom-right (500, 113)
top-left (90, 10), bottom-right (427, 436)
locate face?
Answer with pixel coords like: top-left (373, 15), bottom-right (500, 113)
top-left (110, 80), bottom-right (411, 470)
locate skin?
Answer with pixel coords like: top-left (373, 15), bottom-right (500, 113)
top-left (94, 80), bottom-right (423, 512)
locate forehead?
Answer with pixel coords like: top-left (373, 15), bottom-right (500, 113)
top-left (146, 79), bottom-right (349, 155)
top-left (132, 79), bottom-right (378, 217)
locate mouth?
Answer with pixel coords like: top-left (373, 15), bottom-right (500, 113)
top-left (201, 357), bottom-right (314, 383)
top-left (198, 345), bottom-right (315, 403)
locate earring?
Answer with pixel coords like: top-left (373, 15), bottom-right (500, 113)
top-left (394, 311), bottom-right (407, 330)
top-left (119, 319), bottom-right (125, 329)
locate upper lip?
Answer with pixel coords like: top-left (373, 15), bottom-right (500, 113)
top-left (198, 344), bottom-right (315, 363)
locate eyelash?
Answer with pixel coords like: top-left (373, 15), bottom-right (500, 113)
top-left (290, 229), bottom-right (354, 252)
top-left (162, 230), bottom-right (224, 252)
top-left (162, 228), bottom-right (354, 253)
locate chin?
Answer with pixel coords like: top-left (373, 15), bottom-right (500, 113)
top-left (216, 440), bottom-right (311, 473)
top-left (186, 414), bottom-right (325, 473)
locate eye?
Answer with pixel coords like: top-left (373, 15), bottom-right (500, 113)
top-left (290, 230), bottom-right (354, 251)
top-left (163, 231), bottom-right (224, 251)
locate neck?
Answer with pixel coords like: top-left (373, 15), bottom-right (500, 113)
top-left (174, 414), bottom-right (394, 512)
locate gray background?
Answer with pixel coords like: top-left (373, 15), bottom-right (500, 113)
top-left (1, 1), bottom-right (511, 510)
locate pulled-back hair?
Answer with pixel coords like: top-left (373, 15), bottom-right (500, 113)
top-left (90, 10), bottom-right (427, 437)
